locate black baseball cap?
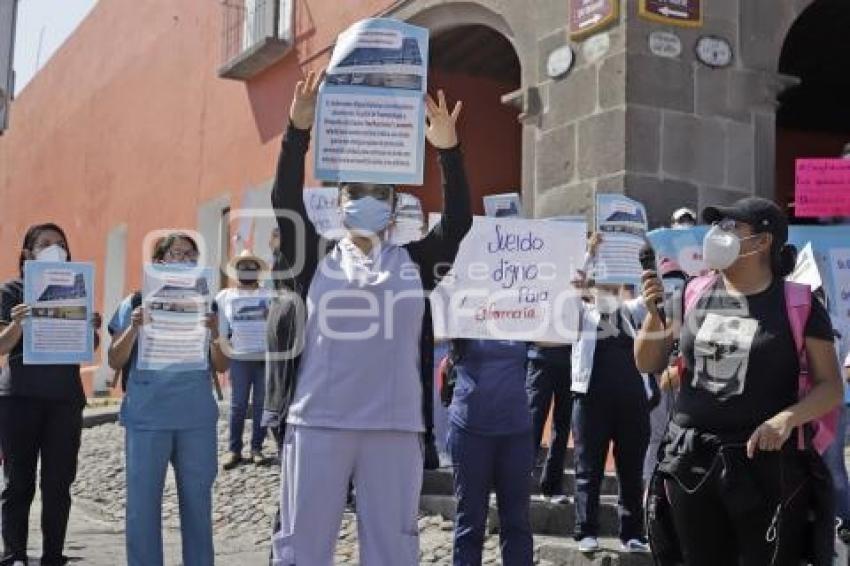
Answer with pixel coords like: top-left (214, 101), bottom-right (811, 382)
top-left (702, 197), bottom-right (788, 244)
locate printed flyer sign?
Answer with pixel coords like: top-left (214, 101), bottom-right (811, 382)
top-left (647, 226), bottom-right (710, 277)
top-left (23, 261), bottom-right (94, 365)
top-left (315, 18), bottom-right (429, 185)
top-left (432, 217), bottom-right (586, 343)
top-left (138, 265), bottom-right (212, 371)
top-left (483, 192), bottom-right (523, 218)
top-left (229, 296), bottom-right (270, 355)
top-left (594, 194), bottom-right (649, 285)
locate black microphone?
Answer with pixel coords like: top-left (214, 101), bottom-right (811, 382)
top-left (639, 244), bottom-right (666, 325)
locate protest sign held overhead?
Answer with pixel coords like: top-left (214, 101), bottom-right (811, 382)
top-left (432, 217), bottom-right (586, 343)
top-left (315, 19), bottom-right (429, 185)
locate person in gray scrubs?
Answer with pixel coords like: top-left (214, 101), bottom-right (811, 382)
top-left (266, 71), bottom-right (472, 566)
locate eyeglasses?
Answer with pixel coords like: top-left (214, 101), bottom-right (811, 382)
top-left (165, 249), bottom-right (198, 261)
top-left (341, 184), bottom-right (393, 201)
top-left (712, 219), bottom-right (743, 232)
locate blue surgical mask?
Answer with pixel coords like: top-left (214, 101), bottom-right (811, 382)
top-left (341, 196), bottom-right (392, 234)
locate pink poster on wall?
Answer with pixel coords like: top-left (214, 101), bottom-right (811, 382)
top-left (795, 159), bottom-right (850, 217)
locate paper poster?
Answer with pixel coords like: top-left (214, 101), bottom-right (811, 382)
top-left (138, 265), bottom-right (212, 371)
top-left (787, 242), bottom-right (822, 290)
top-left (431, 217), bottom-right (587, 343)
top-left (829, 248), bottom-right (850, 329)
top-left (546, 215), bottom-right (587, 224)
top-left (303, 187), bottom-right (342, 237)
top-left (594, 194), bottom-right (649, 284)
top-left (314, 18), bottom-right (429, 185)
top-left (795, 159), bottom-right (850, 217)
top-left (229, 296), bottom-right (270, 355)
top-left (647, 226), bottom-right (710, 277)
top-left (23, 261), bottom-right (94, 365)
top-left (390, 192), bottom-right (425, 244)
top-left (483, 192), bottom-right (522, 218)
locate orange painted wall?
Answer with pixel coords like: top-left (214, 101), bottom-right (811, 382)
top-left (0, 0), bottom-right (389, 394)
top-left (0, 1), bottom-right (523, 395)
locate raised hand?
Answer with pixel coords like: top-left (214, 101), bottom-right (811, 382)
top-left (204, 312), bottom-right (220, 339)
top-left (10, 304), bottom-right (31, 324)
top-left (130, 307), bottom-right (145, 329)
top-left (425, 90), bottom-right (462, 150)
top-left (289, 70), bottom-right (324, 131)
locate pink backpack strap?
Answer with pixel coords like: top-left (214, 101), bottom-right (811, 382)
top-left (683, 273), bottom-right (719, 315)
top-left (784, 282), bottom-right (810, 356)
top-left (784, 281), bottom-right (838, 453)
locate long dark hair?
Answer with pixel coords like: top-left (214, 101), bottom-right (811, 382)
top-left (18, 223), bottom-right (72, 277)
top-left (151, 232), bottom-right (198, 262)
top-left (772, 243), bottom-right (797, 278)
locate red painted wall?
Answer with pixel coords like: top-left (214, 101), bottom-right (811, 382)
top-left (412, 70), bottom-right (521, 215)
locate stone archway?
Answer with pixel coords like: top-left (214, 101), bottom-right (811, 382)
top-left (773, 0), bottom-right (850, 219)
top-left (388, 1), bottom-right (526, 216)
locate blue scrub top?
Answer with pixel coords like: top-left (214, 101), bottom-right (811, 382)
top-left (109, 295), bottom-right (218, 430)
top-left (448, 340), bottom-right (530, 436)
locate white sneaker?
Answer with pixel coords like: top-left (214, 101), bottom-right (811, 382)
top-left (621, 538), bottom-right (651, 553)
top-left (578, 536), bottom-right (600, 553)
top-left (549, 494), bottom-right (570, 504)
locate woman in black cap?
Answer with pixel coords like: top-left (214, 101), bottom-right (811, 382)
top-left (636, 197), bottom-right (843, 565)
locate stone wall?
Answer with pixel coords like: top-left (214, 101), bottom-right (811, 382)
top-left (394, 0), bottom-right (819, 227)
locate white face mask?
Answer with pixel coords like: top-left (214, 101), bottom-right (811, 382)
top-left (702, 225), bottom-right (761, 271)
top-left (35, 244), bottom-right (68, 263)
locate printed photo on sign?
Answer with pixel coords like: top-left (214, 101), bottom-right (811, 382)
top-left (391, 192), bottom-right (425, 245)
top-left (692, 313), bottom-right (758, 401)
top-left (483, 192), bottom-right (522, 218)
top-left (431, 216), bottom-right (586, 343)
top-left (138, 265), bottom-right (212, 372)
top-left (23, 261), bottom-right (95, 365)
top-left (315, 18), bottom-right (429, 185)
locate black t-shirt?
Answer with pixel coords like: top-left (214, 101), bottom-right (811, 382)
top-left (0, 279), bottom-right (86, 406)
top-left (674, 278), bottom-right (833, 434)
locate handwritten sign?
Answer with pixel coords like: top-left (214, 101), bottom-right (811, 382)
top-left (639, 0), bottom-right (702, 28)
top-left (303, 187), bottom-right (342, 237)
top-left (795, 159), bottom-right (850, 217)
top-left (431, 217), bottom-right (586, 343)
top-left (570, 0), bottom-right (618, 40)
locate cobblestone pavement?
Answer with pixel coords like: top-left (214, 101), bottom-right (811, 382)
top-left (66, 420), bottom-right (556, 565)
